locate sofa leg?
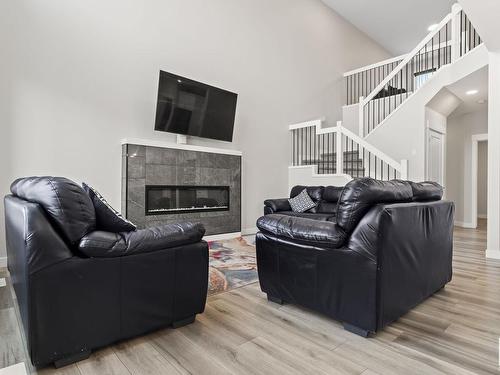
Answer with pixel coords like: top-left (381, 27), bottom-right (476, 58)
top-left (172, 315), bottom-right (196, 328)
top-left (343, 323), bottom-right (370, 338)
top-left (54, 349), bottom-right (91, 368)
top-left (267, 294), bottom-right (284, 305)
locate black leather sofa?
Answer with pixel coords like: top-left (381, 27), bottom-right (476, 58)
top-left (256, 178), bottom-right (453, 336)
top-left (264, 185), bottom-right (343, 221)
top-left (4, 177), bottom-right (209, 367)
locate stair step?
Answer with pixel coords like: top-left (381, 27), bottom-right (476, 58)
top-left (322, 151), bottom-right (360, 157)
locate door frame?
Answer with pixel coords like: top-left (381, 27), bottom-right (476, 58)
top-left (471, 133), bottom-right (488, 229)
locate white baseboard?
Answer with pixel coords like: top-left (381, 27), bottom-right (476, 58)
top-left (204, 232), bottom-right (241, 241)
top-left (0, 257), bottom-right (7, 268)
top-left (485, 249), bottom-right (500, 260)
top-left (454, 221), bottom-right (475, 228)
top-left (477, 214), bottom-right (487, 219)
top-left (0, 362), bottom-right (28, 375)
top-left (242, 227), bottom-right (258, 236)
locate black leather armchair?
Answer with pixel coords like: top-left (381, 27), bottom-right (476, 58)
top-left (4, 177), bottom-right (208, 367)
top-left (256, 178), bottom-right (453, 336)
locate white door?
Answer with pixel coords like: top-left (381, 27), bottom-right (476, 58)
top-left (427, 129), bottom-right (445, 185)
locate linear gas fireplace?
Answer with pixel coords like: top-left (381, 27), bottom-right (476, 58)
top-left (145, 185), bottom-right (230, 215)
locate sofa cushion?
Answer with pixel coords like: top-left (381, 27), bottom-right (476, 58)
top-left (10, 176), bottom-right (96, 245)
top-left (336, 178), bottom-right (413, 234)
top-left (275, 211), bottom-right (335, 222)
top-left (322, 186), bottom-right (343, 203)
top-left (257, 214), bottom-right (346, 249)
top-left (288, 189), bottom-right (317, 213)
top-left (78, 222), bottom-right (206, 257)
top-left (410, 181), bottom-right (443, 201)
top-left (82, 183), bottom-right (137, 232)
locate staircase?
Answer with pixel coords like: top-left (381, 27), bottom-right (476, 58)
top-left (289, 3), bottom-right (482, 186)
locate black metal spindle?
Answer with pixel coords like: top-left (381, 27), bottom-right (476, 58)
top-left (438, 27), bottom-right (441, 68)
top-left (468, 18), bottom-right (471, 54)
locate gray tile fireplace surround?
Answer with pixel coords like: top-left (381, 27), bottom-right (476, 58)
top-left (122, 142), bottom-right (241, 235)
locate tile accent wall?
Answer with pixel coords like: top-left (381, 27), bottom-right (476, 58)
top-left (122, 144), bottom-right (241, 235)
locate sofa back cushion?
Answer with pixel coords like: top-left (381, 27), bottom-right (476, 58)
top-left (10, 176), bottom-right (96, 245)
top-left (322, 186), bottom-right (343, 202)
top-left (82, 183), bottom-right (137, 232)
top-left (410, 181), bottom-right (443, 201)
top-left (336, 178), bottom-right (413, 233)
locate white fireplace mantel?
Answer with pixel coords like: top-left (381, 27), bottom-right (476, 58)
top-left (121, 138), bottom-right (242, 156)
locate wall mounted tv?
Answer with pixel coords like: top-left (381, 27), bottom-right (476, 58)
top-left (154, 70), bottom-right (238, 142)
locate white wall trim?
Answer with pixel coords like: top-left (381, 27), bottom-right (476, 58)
top-left (122, 138), bottom-right (242, 156)
top-left (455, 221), bottom-right (475, 228)
top-left (0, 257), bottom-right (6, 268)
top-left (204, 232), bottom-right (241, 241)
top-left (485, 249), bottom-right (500, 260)
top-left (242, 227), bottom-right (258, 236)
top-left (471, 133), bottom-right (488, 229)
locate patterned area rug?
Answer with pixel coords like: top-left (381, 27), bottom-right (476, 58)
top-left (207, 236), bottom-right (258, 296)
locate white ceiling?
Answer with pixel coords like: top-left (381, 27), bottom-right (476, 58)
top-left (322, 0), bottom-right (455, 55)
top-left (447, 66), bottom-right (488, 118)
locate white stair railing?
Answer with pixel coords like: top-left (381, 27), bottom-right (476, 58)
top-left (357, 4), bottom-right (482, 137)
top-left (289, 119), bottom-right (408, 180)
top-left (344, 54), bottom-right (406, 106)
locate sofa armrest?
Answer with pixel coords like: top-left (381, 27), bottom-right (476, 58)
top-left (78, 222), bottom-right (205, 258)
top-left (256, 214), bottom-right (346, 249)
top-left (264, 198), bottom-right (291, 213)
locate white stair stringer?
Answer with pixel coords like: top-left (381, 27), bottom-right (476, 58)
top-left (365, 44), bottom-right (488, 181)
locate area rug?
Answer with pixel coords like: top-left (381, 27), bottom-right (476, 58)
top-left (207, 236), bottom-right (258, 296)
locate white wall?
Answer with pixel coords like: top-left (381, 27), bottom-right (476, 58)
top-left (478, 141), bottom-right (488, 217)
top-left (446, 109), bottom-right (488, 226)
top-left (0, 0), bottom-right (390, 259)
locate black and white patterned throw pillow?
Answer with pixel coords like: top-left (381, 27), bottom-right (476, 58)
top-left (82, 182), bottom-right (137, 233)
top-left (288, 188), bottom-right (316, 213)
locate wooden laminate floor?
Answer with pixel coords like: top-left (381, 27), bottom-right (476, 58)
top-left (1, 220), bottom-right (499, 374)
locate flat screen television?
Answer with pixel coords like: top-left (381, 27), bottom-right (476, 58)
top-left (154, 70), bottom-right (238, 142)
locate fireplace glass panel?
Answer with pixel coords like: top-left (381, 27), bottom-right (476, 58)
top-left (146, 185), bottom-right (229, 215)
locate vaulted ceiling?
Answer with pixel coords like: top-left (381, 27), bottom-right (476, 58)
top-left (322, 0), bottom-right (455, 55)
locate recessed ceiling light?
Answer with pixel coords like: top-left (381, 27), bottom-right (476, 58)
top-left (177, 79), bottom-right (182, 83)
top-left (466, 89), bottom-right (479, 95)
top-left (428, 24), bottom-right (439, 32)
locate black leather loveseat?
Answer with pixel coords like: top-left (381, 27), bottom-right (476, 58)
top-left (4, 177), bottom-right (209, 367)
top-left (256, 178), bottom-right (453, 336)
top-left (264, 185), bottom-right (343, 221)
